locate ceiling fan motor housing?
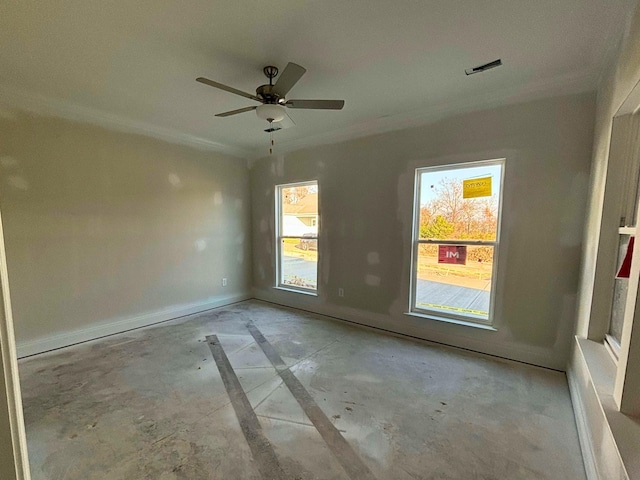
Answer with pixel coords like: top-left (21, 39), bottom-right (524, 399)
top-left (256, 84), bottom-right (282, 104)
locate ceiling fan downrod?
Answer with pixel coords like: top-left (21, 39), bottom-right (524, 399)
top-left (263, 66), bottom-right (279, 85)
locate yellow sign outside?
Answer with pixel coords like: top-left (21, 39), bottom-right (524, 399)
top-left (463, 176), bottom-right (492, 198)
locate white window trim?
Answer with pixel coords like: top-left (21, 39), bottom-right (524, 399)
top-left (604, 333), bottom-right (621, 361)
top-left (275, 180), bottom-right (319, 295)
top-left (605, 226), bottom-right (633, 361)
top-left (0, 208), bottom-right (32, 479)
top-left (409, 158), bottom-right (505, 327)
top-left (590, 78), bottom-right (640, 417)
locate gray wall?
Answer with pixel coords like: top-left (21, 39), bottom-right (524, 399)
top-left (251, 93), bottom-right (595, 370)
top-left (0, 111), bottom-right (251, 348)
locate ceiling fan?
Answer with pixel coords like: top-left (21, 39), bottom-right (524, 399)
top-left (196, 63), bottom-right (345, 129)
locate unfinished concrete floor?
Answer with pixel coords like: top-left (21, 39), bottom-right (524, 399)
top-left (19, 301), bottom-right (585, 479)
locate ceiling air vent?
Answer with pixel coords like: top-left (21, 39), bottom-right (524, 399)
top-left (465, 59), bottom-right (502, 76)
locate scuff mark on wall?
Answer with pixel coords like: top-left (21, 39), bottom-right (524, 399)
top-left (365, 274), bottom-right (381, 287)
top-left (168, 173), bottom-right (182, 188)
top-left (7, 175), bottom-right (28, 190)
top-left (0, 156), bottom-right (18, 168)
top-left (367, 252), bottom-right (380, 265)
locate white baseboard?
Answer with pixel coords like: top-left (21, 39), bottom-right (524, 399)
top-left (567, 365), bottom-right (599, 480)
top-left (16, 293), bottom-right (251, 358)
top-left (253, 290), bottom-right (566, 370)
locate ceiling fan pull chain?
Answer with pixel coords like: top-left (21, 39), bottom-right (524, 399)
top-left (269, 122), bottom-right (273, 155)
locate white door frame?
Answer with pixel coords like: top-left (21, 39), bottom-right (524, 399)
top-left (0, 208), bottom-right (31, 480)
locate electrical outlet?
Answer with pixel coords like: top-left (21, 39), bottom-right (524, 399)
top-left (222, 278), bottom-right (228, 287)
top-left (338, 288), bottom-right (344, 297)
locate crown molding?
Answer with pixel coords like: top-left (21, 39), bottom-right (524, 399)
top-left (0, 67), bottom-right (596, 166)
top-left (0, 84), bottom-right (252, 160)
top-left (247, 68), bottom-right (597, 163)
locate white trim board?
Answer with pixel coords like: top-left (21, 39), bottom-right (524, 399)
top-left (567, 363), bottom-right (600, 480)
top-left (0, 209), bottom-right (31, 479)
top-left (16, 293), bottom-right (250, 358)
top-left (568, 337), bottom-right (634, 480)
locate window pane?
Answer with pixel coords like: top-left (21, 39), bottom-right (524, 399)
top-left (419, 164), bottom-right (501, 241)
top-left (278, 181), bottom-right (318, 291)
top-left (415, 244), bottom-right (494, 320)
top-left (281, 185), bottom-right (318, 236)
top-left (281, 238), bottom-right (317, 289)
top-left (609, 235), bottom-right (631, 344)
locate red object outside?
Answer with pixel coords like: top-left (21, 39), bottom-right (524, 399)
top-left (617, 236), bottom-right (635, 279)
top-left (438, 245), bottom-right (467, 265)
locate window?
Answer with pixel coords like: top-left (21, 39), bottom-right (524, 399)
top-left (276, 181), bottom-right (319, 292)
top-left (411, 160), bottom-right (504, 325)
top-left (608, 233), bottom-right (632, 358)
top-left (605, 112), bottom-right (640, 359)
top-left (585, 74), bottom-right (640, 424)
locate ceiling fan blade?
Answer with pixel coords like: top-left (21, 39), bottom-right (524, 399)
top-left (196, 77), bottom-right (261, 102)
top-left (285, 99), bottom-right (345, 110)
top-left (272, 63), bottom-right (306, 97)
top-left (273, 111), bottom-right (296, 129)
top-left (215, 106), bottom-right (257, 117)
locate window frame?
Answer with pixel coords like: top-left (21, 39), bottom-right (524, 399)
top-left (409, 158), bottom-right (505, 327)
top-left (605, 226), bottom-right (635, 360)
top-left (275, 180), bottom-right (319, 295)
top-left (603, 113), bottom-right (640, 361)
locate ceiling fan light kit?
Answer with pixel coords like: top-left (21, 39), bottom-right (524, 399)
top-left (256, 104), bottom-right (286, 123)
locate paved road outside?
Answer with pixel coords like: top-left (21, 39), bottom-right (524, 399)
top-left (282, 255), bottom-right (318, 289)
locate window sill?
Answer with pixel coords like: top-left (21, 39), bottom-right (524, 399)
top-left (404, 311), bottom-right (497, 331)
top-left (576, 337), bottom-right (640, 478)
top-left (274, 286), bottom-right (318, 297)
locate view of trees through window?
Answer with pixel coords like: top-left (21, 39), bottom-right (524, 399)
top-left (414, 162), bottom-right (503, 321)
top-left (278, 181), bottom-right (318, 290)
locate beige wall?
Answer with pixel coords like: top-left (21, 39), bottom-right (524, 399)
top-left (0, 111), bottom-right (251, 349)
top-left (251, 93), bottom-right (595, 371)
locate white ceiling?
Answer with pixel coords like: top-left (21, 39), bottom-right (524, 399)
top-left (0, 0), bottom-right (635, 159)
